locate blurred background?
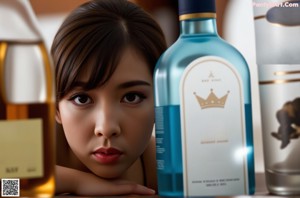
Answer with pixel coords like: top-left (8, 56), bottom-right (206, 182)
top-left (29, 0), bottom-right (230, 48)
top-left (29, 0), bottom-right (262, 172)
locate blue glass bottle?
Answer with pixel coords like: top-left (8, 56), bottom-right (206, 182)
top-left (154, 0), bottom-right (255, 196)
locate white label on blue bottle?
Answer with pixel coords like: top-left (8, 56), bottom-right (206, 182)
top-left (180, 56), bottom-right (248, 196)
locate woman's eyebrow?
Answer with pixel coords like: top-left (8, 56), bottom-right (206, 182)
top-left (118, 80), bottom-right (151, 89)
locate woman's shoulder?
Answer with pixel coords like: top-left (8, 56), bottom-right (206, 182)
top-left (142, 136), bottom-right (157, 192)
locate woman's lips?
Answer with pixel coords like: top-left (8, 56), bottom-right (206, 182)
top-left (92, 147), bottom-right (123, 164)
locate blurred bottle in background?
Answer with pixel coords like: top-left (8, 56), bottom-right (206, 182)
top-left (0, 0), bottom-right (55, 197)
top-left (253, 0), bottom-right (300, 195)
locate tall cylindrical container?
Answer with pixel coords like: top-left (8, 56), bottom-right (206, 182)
top-left (253, 0), bottom-right (300, 195)
top-left (154, 0), bottom-right (255, 196)
top-left (0, 0), bottom-right (55, 197)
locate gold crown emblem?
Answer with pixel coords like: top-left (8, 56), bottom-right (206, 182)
top-left (194, 89), bottom-right (230, 109)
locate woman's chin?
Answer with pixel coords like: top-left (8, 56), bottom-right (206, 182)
top-left (92, 168), bottom-right (124, 179)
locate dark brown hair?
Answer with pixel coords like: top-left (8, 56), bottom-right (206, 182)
top-left (51, 0), bottom-right (167, 102)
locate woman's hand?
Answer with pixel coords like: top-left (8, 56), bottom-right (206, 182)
top-left (55, 165), bottom-right (156, 196)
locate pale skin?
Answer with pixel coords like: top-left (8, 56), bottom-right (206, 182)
top-left (55, 47), bottom-right (157, 196)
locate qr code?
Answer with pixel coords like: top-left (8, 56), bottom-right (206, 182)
top-left (1, 179), bottom-right (20, 197)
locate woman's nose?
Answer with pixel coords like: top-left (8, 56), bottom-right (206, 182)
top-left (94, 104), bottom-right (121, 138)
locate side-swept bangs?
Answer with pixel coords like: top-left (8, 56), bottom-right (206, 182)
top-left (51, 0), bottom-right (167, 103)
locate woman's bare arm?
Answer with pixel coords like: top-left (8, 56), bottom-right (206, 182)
top-left (55, 165), bottom-right (155, 196)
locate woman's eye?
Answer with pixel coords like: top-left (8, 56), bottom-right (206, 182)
top-left (71, 94), bottom-right (92, 105)
top-left (122, 93), bottom-right (145, 104)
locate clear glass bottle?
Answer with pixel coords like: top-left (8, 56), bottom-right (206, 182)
top-left (253, 0), bottom-right (300, 195)
top-left (154, 0), bottom-right (255, 196)
top-left (0, 1), bottom-right (55, 197)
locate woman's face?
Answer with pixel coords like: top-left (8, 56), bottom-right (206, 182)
top-left (56, 47), bottom-right (154, 178)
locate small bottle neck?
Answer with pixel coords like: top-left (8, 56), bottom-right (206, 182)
top-left (180, 17), bottom-right (218, 36)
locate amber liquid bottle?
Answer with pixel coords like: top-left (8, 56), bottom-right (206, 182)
top-left (0, 42), bottom-right (55, 197)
